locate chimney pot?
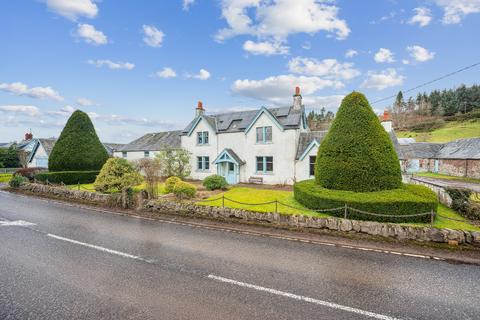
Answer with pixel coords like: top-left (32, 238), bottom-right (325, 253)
top-left (197, 101), bottom-right (203, 110)
top-left (25, 132), bottom-right (33, 141)
top-left (295, 86), bottom-right (300, 96)
top-left (293, 86), bottom-right (302, 110)
top-left (195, 101), bottom-right (205, 117)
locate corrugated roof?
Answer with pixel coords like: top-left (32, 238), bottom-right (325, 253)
top-left (295, 131), bottom-right (327, 159)
top-left (182, 106), bottom-right (303, 135)
top-left (118, 130), bottom-right (181, 152)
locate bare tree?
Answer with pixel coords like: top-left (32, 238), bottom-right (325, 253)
top-left (17, 149), bottom-right (30, 168)
top-left (136, 158), bottom-right (162, 199)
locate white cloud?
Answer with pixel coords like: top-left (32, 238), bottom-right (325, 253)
top-left (46, 0), bottom-right (98, 21)
top-left (142, 25), bottom-right (164, 48)
top-left (155, 67), bottom-right (177, 78)
top-left (374, 48), bottom-right (395, 63)
top-left (301, 42), bottom-right (311, 50)
top-left (287, 57), bottom-right (360, 80)
top-left (407, 45), bottom-right (435, 62)
top-left (361, 68), bottom-right (405, 90)
top-left (408, 7), bottom-right (432, 27)
top-left (0, 82), bottom-right (64, 101)
top-left (87, 59), bottom-right (135, 70)
top-left (187, 69), bottom-right (211, 80)
top-left (242, 40), bottom-right (289, 56)
top-left (47, 105), bottom-right (76, 117)
top-left (232, 74), bottom-right (343, 105)
top-left (76, 23), bottom-right (107, 45)
top-left (183, 0), bottom-right (195, 10)
top-left (345, 49), bottom-right (358, 58)
top-left (0, 105), bottom-right (41, 117)
top-left (215, 0), bottom-right (350, 42)
top-left (76, 97), bottom-right (94, 106)
top-left (434, 0), bottom-right (480, 24)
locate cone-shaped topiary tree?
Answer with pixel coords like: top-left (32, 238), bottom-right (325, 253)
top-left (49, 110), bottom-right (109, 171)
top-left (315, 92), bottom-right (402, 192)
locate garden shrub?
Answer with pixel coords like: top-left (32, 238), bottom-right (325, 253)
top-left (203, 174), bottom-right (228, 191)
top-left (294, 180), bottom-right (437, 223)
top-left (15, 167), bottom-right (44, 181)
top-left (35, 171), bottom-right (99, 184)
top-left (446, 188), bottom-right (480, 220)
top-left (165, 176), bottom-right (181, 193)
top-left (94, 158), bottom-right (143, 193)
top-left (315, 92), bottom-right (402, 192)
top-left (9, 175), bottom-right (28, 188)
top-left (49, 110), bottom-right (109, 171)
top-left (0, 174), bottom-right (12, 183)
top-left (173, 181), bottom-right (196, 199)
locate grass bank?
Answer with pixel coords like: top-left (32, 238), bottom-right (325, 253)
top-left (396, 119), bottom-right (480, 143)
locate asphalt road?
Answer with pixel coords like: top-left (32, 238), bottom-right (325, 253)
top-left (0, 190), bottom-right (479, 320)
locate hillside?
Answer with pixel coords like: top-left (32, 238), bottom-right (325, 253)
top-left (396, 119), bottom-right (480, 143)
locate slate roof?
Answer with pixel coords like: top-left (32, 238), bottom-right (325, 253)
top-left (118, 131), bottom-right (181, 152)
top-left (224, 148), bottom-right (246, 165)
top-left (182, 106), bottom-right (304, 135)
top-left (436, 138), bottom-right (480, 159)
top-left (397, 137), bottom-right (480, 160)
top-left (295, 131), bottom-right (328, 159)
top-left (38, 138), bottom-right (56, 156)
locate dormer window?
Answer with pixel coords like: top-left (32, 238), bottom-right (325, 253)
top-left (256, 126), bottom-right (272, 143)
top-left (197, 131), bottom-right (209, 145)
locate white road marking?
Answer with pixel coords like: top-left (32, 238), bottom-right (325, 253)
top-left (208, 274), bottom-right (401, 320)
top-left (47, 233), bottom-right (153, 263)
top-left (0, 220), bottom-right (36, 227)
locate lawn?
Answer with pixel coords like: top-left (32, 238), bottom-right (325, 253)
top-left (414, 172), bottom-right (480, 184)
top-left (199, 187), bottom-right (480, 231)
top-left (396, 119), bottom-right (480, 143)
top-left (0, 174), bottom-right (12, 183)
top-left (67, 182), bottom-right (167, 194)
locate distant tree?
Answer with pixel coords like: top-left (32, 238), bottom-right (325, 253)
top-left (0, 146), bottom-right (20, 168)
top-left (156, 148), bottom-right (191, 179)
top-left (49, 110), bottom-right (109, 171)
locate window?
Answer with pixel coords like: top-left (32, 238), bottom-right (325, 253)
top-left (197, 131), bottom-right (209, 145)
top-left (309, 156), bottom-right (316, 176)
top-left (197, 156), bottom-right (210, 171)
top-left (122, 152), bottom-right (127, 158)
top-left (228, 162), bottom-right (234, 172)
top-left (255, 126), bottom-right (272, 143)
top-left (144, 151), bottom-right (150, 158)
top-left (256, 156), bottom-right (273, 173)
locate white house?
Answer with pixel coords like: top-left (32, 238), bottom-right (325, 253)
top-left (114, 87), bottom-right (397, 185)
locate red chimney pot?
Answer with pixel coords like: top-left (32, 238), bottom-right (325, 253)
top-left (383, 110), bottom-right (391, 121)
top-left (295, 86), bottom-right (300, 95)
top-left (25, 132), bottom-right (33, 141)
top-left (197, 101), bottom-right (204, 110)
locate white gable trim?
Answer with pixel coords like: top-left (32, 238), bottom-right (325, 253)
top-left (299, 140), bottom-right (320, 161)
top-left (187, 116), bottom-right (216, 137)
top-left (213, 149), bottom-right (240, 166)
top-left (244, 106), bottom-right (283, 134)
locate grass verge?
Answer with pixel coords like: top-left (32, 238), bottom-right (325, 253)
top-left (0, 174), bottom-right (12, 183)
top-left (414, 172), bottom-right (480, 184)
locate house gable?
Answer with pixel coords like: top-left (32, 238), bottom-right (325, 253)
top-left (244, 106), bottom-right (284, 135)
top-left (298, 140), bottom-right (320, 161)
top-left (187, 116), bottom-right (217, 137)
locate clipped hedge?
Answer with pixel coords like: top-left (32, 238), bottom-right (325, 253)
top-left (173, 181), bottom-right (196, 199)
top-left (35, 171), bottom-right (99, 185)
top-left (315, 92), bottom-right (402, 192)
top-left (294, 179), bottom-right (438, 223)
top-left (165, 176), bottom-right (181, 193)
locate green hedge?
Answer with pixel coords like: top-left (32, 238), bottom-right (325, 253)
top-left (35, 171), bottom-right (99, 185)
top-left (294, 180), bottom-right (438, 223)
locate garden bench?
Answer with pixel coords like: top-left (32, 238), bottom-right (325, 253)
top-left (248, 176), bottom-right (263, 184)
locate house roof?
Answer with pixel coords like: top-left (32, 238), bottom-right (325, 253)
top-left (182, 106), bottom-right (304, 135)
top-left (436, 138), bottom-right (480, 159)
top-left (118, 131), bottom-right (181, 152)
top-left (295, 131), bottom-right (328, 160)
top-left (213, 148), bottom-right (246, 165)
top-left (397, 137), bottom-right (480, 160)
top-left (103, 143), bottom-right (126, 155)
top-left (38, 138), bottom-right (56, 156)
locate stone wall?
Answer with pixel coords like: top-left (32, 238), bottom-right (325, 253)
top-left (19, 183), bottom-right (112, 204)
top-left (145, 200), bottom-right (480, 246)
top-left (14, 183), bottom-right (480, 246)
top-left (408, 177), bottom-right (452, 207)
top-left (438, 159), bottom-right (480, 179)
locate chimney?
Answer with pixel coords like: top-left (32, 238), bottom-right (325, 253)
top-left (381, 110), bottom-right (392, 132)
top-left (293, 86), bottom-right (302, 110)
top-left (25, 130), bottom-right (33, 141)
top-left (195, 101), bottom-right (205, 117)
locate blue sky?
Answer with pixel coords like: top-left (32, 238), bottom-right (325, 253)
top-left (1, 0), bottom-right (479, 143)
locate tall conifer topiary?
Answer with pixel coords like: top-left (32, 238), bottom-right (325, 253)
top-left (49, 110), bottom-right (109, 171)
top-left (315, 92), bottom-right (402, 192)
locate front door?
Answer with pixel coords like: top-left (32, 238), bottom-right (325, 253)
top-left (218, 162), bottom-right (238, 184)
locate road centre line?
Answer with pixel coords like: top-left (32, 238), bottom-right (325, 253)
top-left (207, 274), bottom-right (401, 320)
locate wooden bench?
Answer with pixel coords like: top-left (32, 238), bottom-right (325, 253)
top-left (248, 176), bottom-right (263, 184)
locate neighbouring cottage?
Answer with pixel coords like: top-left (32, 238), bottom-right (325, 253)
top-left (21, 133), bottom-right (125, 168)
top-left (114, 131), bottom-right (182, 161)
top-left (398, 137), bottom-right (480, 178)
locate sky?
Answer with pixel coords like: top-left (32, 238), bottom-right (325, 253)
top-left (1, 0), bottom-right (479, 143)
